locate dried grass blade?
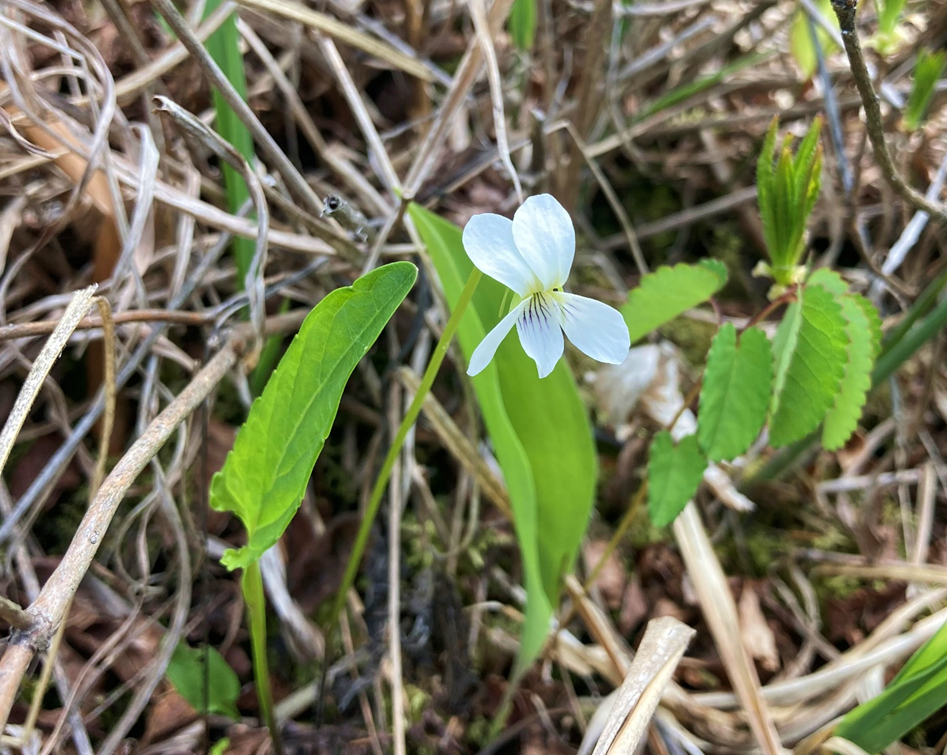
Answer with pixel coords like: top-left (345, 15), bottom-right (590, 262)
top-left (0, 285), bottom-right (97, 478)
top-left (467, 0), bottom-right (522, 201)
top-left (231, 0), bottom-right (433, 81)
top-left (673, 503), bottom-right (784, 755)
top-left (590, 616), bottom-right (696, 755)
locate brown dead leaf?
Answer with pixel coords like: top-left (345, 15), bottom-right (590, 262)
top-left (738, 582), bottom-right (780, 674)
top-left (652, 597), bottom-right (686, 622)
top-left (9, 434), bottom-right (81, 507)
top-left (583, 540), bottom-right (626, 610)
top-left (619, 574), bottom-right (647, 636)
top-left (141, 687), bottom-right (198, 746)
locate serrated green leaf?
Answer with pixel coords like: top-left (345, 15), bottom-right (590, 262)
top-left (648, 432), bottom-right (707, 527)
top-left (166, 643), bottom-right (240, 719)
top-left (769, 282), bottom-right (850, 447)
top-left (757, 118), bottom-right (779, 258)
top-left (807, 266), bottom-right (847, 295)
top-left (835, 619), bottom-right (947, 753)
top-left (698, 324), bottom-right (772, 462)
top-left (823, 293), bottom-right (881, 450)
top-left (409, 204), bottom-right (597, 670)
top-left (508, 0), bottom-right (536, 51)
top-left (210, 262), bottom-right (417, 570)
top-left (622, 260), bottom-right (728, 344)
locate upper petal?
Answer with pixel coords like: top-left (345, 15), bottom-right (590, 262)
top-left (557, 292), bottom-right (630, 365)
top-left (462, 213), bottom-right (539, 297)
top-left (467, 299), bottom-right (529, 376)
top-left (516, 293), bottom-right (565, 379)
top-left (512, 194), bottom-right (575, 290)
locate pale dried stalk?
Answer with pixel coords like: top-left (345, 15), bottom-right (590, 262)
top-left (114, 1), bottom-right (234, 103)
top-left (90, 296), bottom-right (117, 496)
top-left (314, 36), bottom-right (402, 194)
top-left (674, 504), bottom-right (783, 755)
top-left (0, 340), bottom-right (243, 731)
top-left (231, 0), bottom-right (432, 81)
top-left (0, 285), bottom-right (97, 477)
top-left (591, 617), bottom-right (696, 755)
top-left (467, 0), bottom-right (522, 202)
top-left (149, 0), bottom-right (323, 217)
top-left (153, 96), bottom-right (270, 344)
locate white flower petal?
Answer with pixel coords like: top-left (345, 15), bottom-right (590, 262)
top-left (467, 299), bottom-right (529, 376)
top-left (557, 293), bottom-right (630, 365)
top-left (462, 213), bottom-right (538, 297)
top-left (512, 194), bottom-right (575, 290)
top-left (516, 293), bottom-right (565, 378)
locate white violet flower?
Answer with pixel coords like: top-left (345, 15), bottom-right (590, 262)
top-left (463, 194), bottom-right (631, 379)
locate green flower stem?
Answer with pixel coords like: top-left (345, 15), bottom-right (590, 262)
top-left (241, 561), bottom-right (284, 755)
top-left (328, 267), bottom-right (483, 628)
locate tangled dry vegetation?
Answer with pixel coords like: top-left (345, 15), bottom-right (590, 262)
top-left (1, 0), bottom-right (947, 752)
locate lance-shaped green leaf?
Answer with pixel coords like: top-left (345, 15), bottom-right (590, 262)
top-left (905, 49), bottom-right (946, 132)
top-left (210, 262), bottom-right (417, 570)
top-left (697, 324), bottom-right (772, 462)
top-left (823, 292), bottom-right (882, 450)
top-left (756, 118), bottom-right (823, 287)
top-left (622, 260), bottom-right (728, 344)
top-left (769, 282), bottom-right (849, 447)
top-left (835, 618), bottom-right (947, 753)
top-left (409, 204), bottom-right (597, 669)
top-left (648, 432), bottom-right (707, 527)
top-left (166, 643), bottom-right (241, 719)
top-left (789, 0), bottom-right (838, 80)
top-left (509, 0), bottom-right (536, 50)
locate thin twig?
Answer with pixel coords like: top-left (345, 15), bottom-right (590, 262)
top-left (0, 338), bottom-right (245, 730)
top-left (0, 285), bottom-right (97, 477)
top-left (149, 0), bottom-right (323, 217)
top-left (831, 0), bottom-right (947, 224)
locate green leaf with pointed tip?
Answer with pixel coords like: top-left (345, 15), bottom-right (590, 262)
top-left (757, 118), bottom-right (779, 258)
top-left (210, 262), bottom-right (417, 570)
top-left (772, 145), bottom-right (796, 271)
top-left (167, 643), bottom-right (241, 719)
top-left (622, 261), bottom-right (728, 344)
top-left (769, 282), bottom-right (850, 447)
top-left (835, 618), bottom-right (947, 753)
top-left (905, 49), bottom-right (947, 131)
top-left (823, 292), bottom-right (882, 450)
top-left (509, 0), bottom-right (536, 51)
top-left (648, 432), bottom-right (707, 527)
top-left (698, 324), bottom-right (772, 462)
top-left (789, 1), bottom-right (838, 80)
top-left (408, 204), bottom-right (598, 670)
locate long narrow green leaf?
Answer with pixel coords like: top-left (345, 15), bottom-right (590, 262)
top-left (772, 145), bottom-right (796, 271)
top-left (409, 205), bottom-right (597, 668)
top-left (203, 0), bottom-right (256, 282)
top-left (757, 118), bottom-right (779, 260)
top-left (210, 262), bottom-right (417, 570)
top-left (905, 50), bottom-right (946, 131)
top-left (508, 0), bottom-right (536, 51)
top-left (835, 619), bottom-right (947, 753)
